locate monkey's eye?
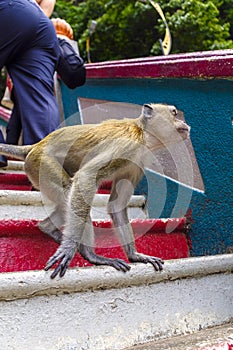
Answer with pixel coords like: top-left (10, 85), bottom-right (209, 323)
top-left (170, 107), bottom-right (177, 116)
top-left (143, 104), bottom-right (153, 118)
top-left (143, 103), bottom-right (153, 110)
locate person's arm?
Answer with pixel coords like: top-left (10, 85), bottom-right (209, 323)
top-left (36, 0), bottom-right (56, 17)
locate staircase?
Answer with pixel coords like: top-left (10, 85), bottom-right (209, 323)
top-left (0, 161), bottom-right (190, 274)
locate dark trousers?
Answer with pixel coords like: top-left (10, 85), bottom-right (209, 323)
top-left (0, 129), bottom-right (7, 165)
top-left (0, 0), bottom-right (60, 145)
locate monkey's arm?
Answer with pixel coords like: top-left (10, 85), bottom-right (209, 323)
top-left (108, 171), bottom-right (164, 271)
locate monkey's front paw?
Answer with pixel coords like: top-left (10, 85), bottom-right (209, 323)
top-left (129, 253), bottom-right (164, 271)
top-left (44, 240), bottom-right (77, 278)
top-left (108, 258), bottom-right (131, 272)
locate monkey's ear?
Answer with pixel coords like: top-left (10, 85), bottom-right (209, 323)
top-left (143, 104), bottom-right (153, 118)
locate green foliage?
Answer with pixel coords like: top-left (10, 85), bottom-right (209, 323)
top-left (151, 0), bottom-right (233, 54)
top-left (54, 0), bottom-right (233, 62)
top-left (217, 0), bottom-right (233, 39)
top-left (81, 1), bottom-right (158, 61)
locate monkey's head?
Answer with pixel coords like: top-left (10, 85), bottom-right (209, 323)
top-left (141, 103), bottom-right (190, 150)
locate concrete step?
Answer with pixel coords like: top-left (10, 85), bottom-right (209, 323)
top-left (0, 255), bottom-right (232, 350)
top-left (0, 189), bottom-right (148, 220)
top-left (124, 321), bottom-right (233, 350)
top-left (0, 161), bottom-right (113, 193)
top-left (0, 160), bottom-right (148, 220)
top-left (0, 160), bottom-right (190, 275)
top-left (0, 160), bottom-right (32, 190)
top-left (0, 160), bottom-right (25, 173)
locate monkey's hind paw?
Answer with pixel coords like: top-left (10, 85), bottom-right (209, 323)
top-left (129, 253), bottom-right (164, 271)
top-left (44, 243), bottom-right (77, 278)
top-left (38, 220), bottom-right (63, 244)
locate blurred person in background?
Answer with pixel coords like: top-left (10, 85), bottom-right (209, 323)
top-left (0, 0), bottom-right (60, 167)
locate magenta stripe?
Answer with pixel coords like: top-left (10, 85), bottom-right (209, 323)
top-left (86, 49), bottom-right (233, 79)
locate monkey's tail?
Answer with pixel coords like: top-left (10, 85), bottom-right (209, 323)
top-left (0, 143), bottom-right (33, 161)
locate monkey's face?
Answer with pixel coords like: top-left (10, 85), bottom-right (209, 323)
top-left (142, 103), bottom-right (190, 150)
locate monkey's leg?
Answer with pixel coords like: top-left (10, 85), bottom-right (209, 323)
top-left (45, 160), bottom-right (131, 278)
top-left (38, 207), bottom-right (64, 244)
top-left (26, 155), bottom-right (71, 244)
top-left (78, 217), bottom-right (131, 272)
top-left (45, 214), bottom-right (131, 278)
top-left (108, 177), bottom-right (164, 272)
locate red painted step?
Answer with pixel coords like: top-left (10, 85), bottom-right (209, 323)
top-left (97, 180), bottom-right (112, 194)
top-left (199, 342), bottom-right (233, 350)
top-left (0, 172), bottom-right (111, 192)
top-left (0, 218), bottom-right (190, 273)
top-left (0, 173), bottom-right (32, 191)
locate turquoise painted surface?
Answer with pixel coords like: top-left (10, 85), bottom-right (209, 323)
top-left (0, 120), bottom-right (7, 127)
top-left (61, 78), bottom-right (233, 256)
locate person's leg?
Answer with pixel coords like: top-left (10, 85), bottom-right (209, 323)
top-left (7, 12), bottom-right (60, 144)
top-left (6, 107), bottom-right (22, 145)
top-left (0, 130), bottom-right (7, 167)
top-left (8, 56), bottom-right (60, 144)
top-left (6, 89), bottom-right (22, 145)
top-left (0, 0), bottom-right (60, 145)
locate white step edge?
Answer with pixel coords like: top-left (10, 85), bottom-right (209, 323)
top-left (0, 160), bottom-right (25, 171)
top-left (0, 189), bottom-right (145, 207)
top-left (0, 163), bottom-right (148, 219)
top-left (1, 254), bottom-right (232, 301)
top-left (0, 254), bottom-right (232, 350)
top-left (0, 190), bottom-right (148, 220)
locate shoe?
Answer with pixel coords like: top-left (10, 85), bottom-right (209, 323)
top-left (0, 155), bottom-right (8, 168)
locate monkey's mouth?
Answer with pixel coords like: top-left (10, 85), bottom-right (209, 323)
top-left (177, 126), bottom-right (190, 134)
top-left (178, 127), bottom-right (188, 132)
top-left (176, 126), bottom-right (190, 140)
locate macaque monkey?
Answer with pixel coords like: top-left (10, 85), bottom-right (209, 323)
top-left (0, 103), bottom-right (190, 278)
